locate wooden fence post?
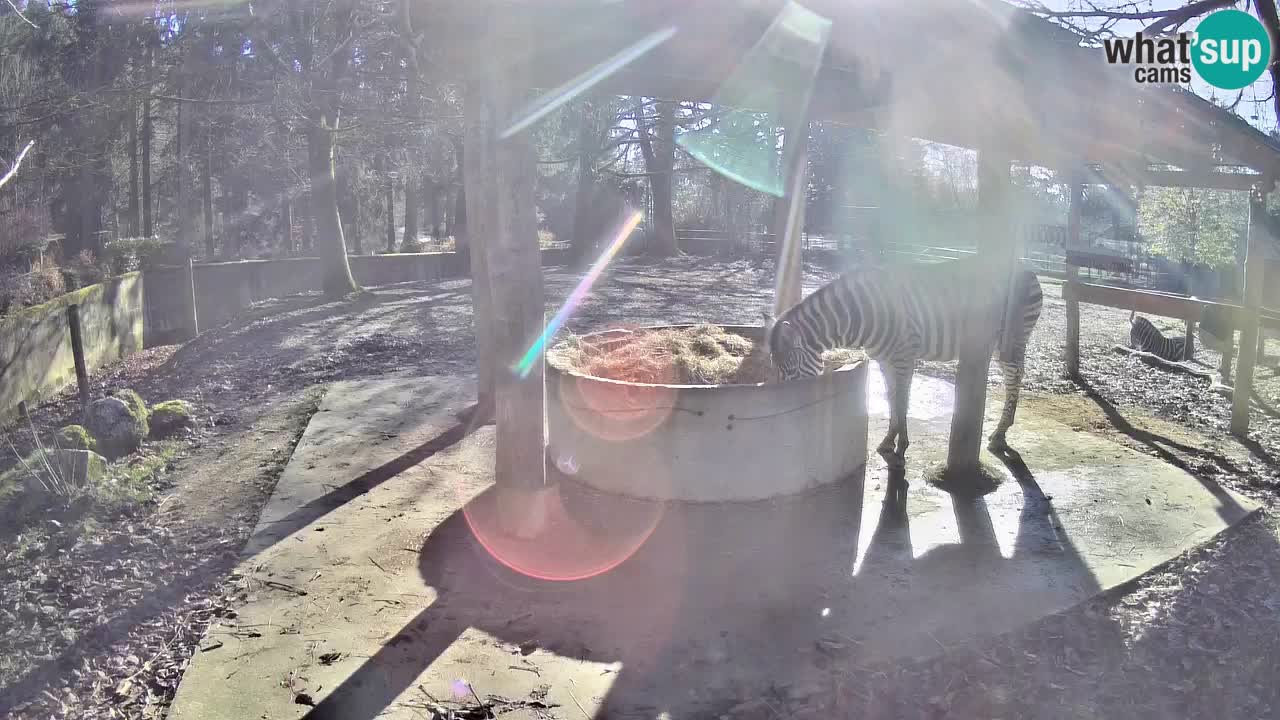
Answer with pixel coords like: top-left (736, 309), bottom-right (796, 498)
top-left (773, 115), bottom-right (809, 317)
top-left (947, 149), bottom-right (1010, 474)
top-left (66, 304), bottom-right (90, 410)
top-left (1064, 174), bottom-right (1083, 379)
top-left (1231, 185), bottom-right (1268, 435)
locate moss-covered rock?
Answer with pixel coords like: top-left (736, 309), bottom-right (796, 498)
top-left (112, 389), bottom-right (151, 423)
top-left (55, 424), bottom-right (97, 452)
top-left (149, 400), bottom-right (196, 439)
top-left (0, 448), bottom-right (108, 510)
top-left (85, 396), bottom-right (148, 459)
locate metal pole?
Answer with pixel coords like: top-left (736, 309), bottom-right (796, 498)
top-left (1064, 174), bottom-right (1083, 379)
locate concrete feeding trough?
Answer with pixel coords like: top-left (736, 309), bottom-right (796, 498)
top-left (546, 325), bottom-right (869, 502)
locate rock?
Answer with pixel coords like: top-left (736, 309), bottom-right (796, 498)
top-left (149, 399), bottom-right (196, 439)
top-left (85, 396), bottom-right (148, 459)
top-left (112, 389), bottom-right (150, 423)
top-left (0, 449), bottom-right (108, 505)
top-left (54, 424), bottom-right (97, 452)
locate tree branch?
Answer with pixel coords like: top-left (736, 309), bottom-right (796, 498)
top-left (0, 140), bottom-right (35, 190)
top-left (3, 0), bottom-right (37, 28)
top-left (1143, 0), bottom-right (1236, 33)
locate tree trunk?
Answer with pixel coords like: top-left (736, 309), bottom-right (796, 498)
top-left (281, 193), bottom-right (294, 255)
top-left (465, 67), bottom-right (545, 499)
top-left (301, 191), bottom-right (314, 252)
top-left (571, 99), bottom-right (596, 260)
top-left (175, 71), bottom-right (193, 251)
top-left (349, 170), bottom-right (362, 254)
top-left (203, 126), bottom-right (214, 257)
top-left (464, 89), bottom-right (495, 410)
top-left (453, 185), bottom-right (467, 246)
top-left (422, 179), bottom-right (437, 240)
top-left (640, 100), bottom-right (678, 255)
top-left (141, 94), bottom-right (153, 239)
top-left (308, 122), bottom-right (358, 295)
top-left (385, 167), bottom-right (396, 252)
top-left (128, 99), bottom-right (140, 237)
top-left (402, 174), bottom-right (419, 247)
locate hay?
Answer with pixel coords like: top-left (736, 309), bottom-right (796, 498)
top-left (548, 325), bottom-right (866, 386)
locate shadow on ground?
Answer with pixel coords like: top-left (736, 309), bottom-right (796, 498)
top-left (294, 436), bottom-right (1109, 720)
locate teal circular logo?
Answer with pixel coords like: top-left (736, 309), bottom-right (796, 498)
top-left (1192, 10), bottom-right (1272, 90)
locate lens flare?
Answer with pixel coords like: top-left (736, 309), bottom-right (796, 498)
top-left (557, 366), bottom-right (678, 444)
top-left (515, 210), bottom-right (644, 378)
top-left (677, 1), bottom-right (831, 197)
top-left (461, 483), bottom-right (663, 582)
top-left (501, 27), bottom-right (677, 140)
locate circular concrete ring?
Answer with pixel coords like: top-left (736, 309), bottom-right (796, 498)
top-left (546, 325), bottom-right (870, 502)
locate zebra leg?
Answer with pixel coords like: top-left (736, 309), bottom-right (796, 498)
top-left (988, 359), bottom-right (1024, 451)
top-left (876, 358), bottom-right (914, 465)
top-left (892, 361), bottom-right (915, 458)
top-left (876, 361), bottom-right (899, 459)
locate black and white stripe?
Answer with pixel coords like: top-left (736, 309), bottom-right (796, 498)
top-left (766, 257), bottom-right (1043, 464)
top-left (1128, 312), bottom-right (1187, 361)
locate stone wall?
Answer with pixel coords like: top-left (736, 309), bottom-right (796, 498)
top-left (145, 250), bottom-right (572, 343)
top-left (3, 251), bottom-right (573, 421)
top-left (0, 273), bottom-right (144, 423)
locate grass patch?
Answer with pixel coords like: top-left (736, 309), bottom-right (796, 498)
top-left (0, 440), bottom-right (182, 539)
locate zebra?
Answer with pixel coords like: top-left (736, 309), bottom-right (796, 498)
top-left (764, 256), bottom-right (1043, 465)
top-left (1128, 312), bottom-right (1188, 362)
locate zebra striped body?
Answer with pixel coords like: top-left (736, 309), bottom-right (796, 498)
top-left (767, 257), bottom-right (1043, 463)
top-left (1128, 312), bottom-right (1187, 361)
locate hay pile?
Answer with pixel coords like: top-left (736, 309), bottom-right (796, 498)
top-left (548, 324), bottom-right (865, 385)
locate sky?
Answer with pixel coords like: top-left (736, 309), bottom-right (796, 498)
top-left (1027, 0), bottom-right (1279, 134)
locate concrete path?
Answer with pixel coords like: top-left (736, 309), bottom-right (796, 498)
top-left (168, 373), bottom-right (1258, 720)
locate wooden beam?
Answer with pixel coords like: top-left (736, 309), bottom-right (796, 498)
top-left (947, 150), bottom-right (1009, 474)
top-left (1064, 176), bottom-right (1083, 379)
top-left (1232, 187), bottom-right (1268, 435)
top-left (1139, 170), bottom-right (1266, 191)
top-left (1063, 282), bottom-right (1280, 329)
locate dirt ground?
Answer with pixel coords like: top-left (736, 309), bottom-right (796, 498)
top-left (2, 255), bottom-right (1279, 719)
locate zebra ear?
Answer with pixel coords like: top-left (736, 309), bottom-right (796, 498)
top-left (775, 320), bottom-right (800, 347)
top-left (759, 309), bottom-right (775, 332)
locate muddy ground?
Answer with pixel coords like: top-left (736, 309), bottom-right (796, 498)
top-left (1, 255), bottom-right (1278, 718)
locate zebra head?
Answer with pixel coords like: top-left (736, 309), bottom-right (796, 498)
top-left (763, 310), bottom-right (822, 381)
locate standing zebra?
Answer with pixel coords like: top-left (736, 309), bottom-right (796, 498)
top-left (765, 257), bottom-right (1043, 465)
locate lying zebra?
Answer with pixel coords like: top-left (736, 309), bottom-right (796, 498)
top-left (1128, 312), bottom-right (1188, 361)
top-left (1129, 307), bottom-right (1268, 378)
top-left (765, 257), bottom-right (1043, 465)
